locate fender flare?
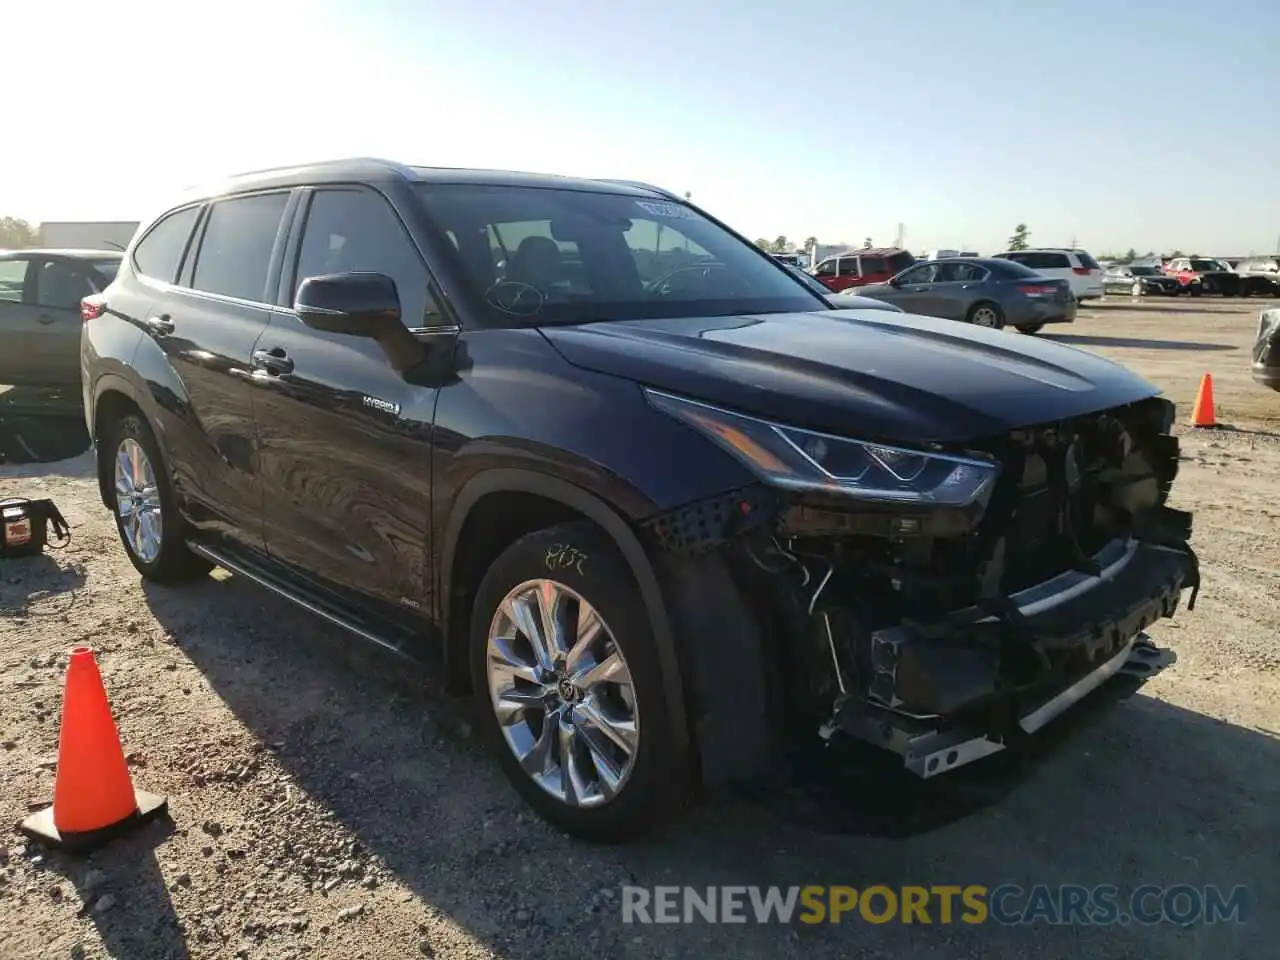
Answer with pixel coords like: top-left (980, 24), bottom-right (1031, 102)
top-left (89, 373), bottom-right (155, 508)
top-left (440, 467), bottom-right (690, 759)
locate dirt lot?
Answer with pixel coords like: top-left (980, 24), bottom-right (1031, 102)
top-left (2, 299), bottom-right (1277, 960)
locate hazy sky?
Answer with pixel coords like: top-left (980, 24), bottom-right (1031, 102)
top-left (5, 0), bottom-right (1278, 254)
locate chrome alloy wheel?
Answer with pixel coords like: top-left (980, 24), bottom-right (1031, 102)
top-left (485, 579), bottom-right (639, 807)
top-left (114, 437), bottom-right (163, 563)
top-left (972, 305), bottom-right (1000, 327)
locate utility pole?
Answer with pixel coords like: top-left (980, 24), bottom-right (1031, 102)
top-left (894, 223), bottom-right (905, 248)
top-left (1069, 235), bottom-right (1077, 249)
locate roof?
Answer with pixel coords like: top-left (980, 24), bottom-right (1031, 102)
top-left (175, 157), bottom-right (671, 205)
top-left (0, 248), bottom-right (124, 260)
top-left (825, 247), bottom-right (909, 258)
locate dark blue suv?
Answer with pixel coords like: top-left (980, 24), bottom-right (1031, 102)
top-left (81, 158), bottom-right (1199, 841)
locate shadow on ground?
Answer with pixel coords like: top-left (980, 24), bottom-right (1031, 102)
top-left (136, 572), bottom-right (1277, 959)
top-left (29, 820), bottom-right (191, 960)
top-left (0, 387), bottom-right (92, 466)
top-left (1044, 332), bottom-right (1237, 351)
top-left (1087, 300), bottom-right (1265, 314)
top-left (0, 552), bottom-right (87, 617)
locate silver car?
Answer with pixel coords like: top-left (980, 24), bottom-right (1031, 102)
top-left (0, 250), bottom-right (122, 387)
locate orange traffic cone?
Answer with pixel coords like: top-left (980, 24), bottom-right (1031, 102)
top-left (1191, 373), bottom-right (1217, 428)
top-left (20, 647), bottom-right (168, 852)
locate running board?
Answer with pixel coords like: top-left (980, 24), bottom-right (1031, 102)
top-left (187, 542), bottom-right (417, 661)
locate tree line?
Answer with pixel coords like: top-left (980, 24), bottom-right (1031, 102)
top-left (0, 216), bottom-right (38, 249)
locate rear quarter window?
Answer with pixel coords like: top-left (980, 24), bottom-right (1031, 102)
top-left (1075, 252), bottom-right (1100, 269)
top-left (888, 251), bottom-right (916, 272)
top-left (133, 206), bottom-right (201, 283)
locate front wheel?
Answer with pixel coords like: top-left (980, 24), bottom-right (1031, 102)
top-left (104, 413), bottom-right (213, 583)
top-left (966, 301), bottom-right (1005, 330)
top-left (1015, 323), bottom-right (1044, 334)
top-left (469, 522), bottom-right (688, 843)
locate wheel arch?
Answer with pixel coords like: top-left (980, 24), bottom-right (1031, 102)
top-left (90, 374), bottom-right (152, 509)
top-left (440, 467), bottom-right (690, 761)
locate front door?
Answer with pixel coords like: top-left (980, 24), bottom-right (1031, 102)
top-left (252, 185), bottom-right (445, 617)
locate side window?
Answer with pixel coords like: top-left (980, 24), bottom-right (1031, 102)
top-left (34, 260), bottom-right (95, 308)
top-left (836, 257), bottom-right (860, 277)
top-left (813, 259), bottom-right (836, 277)
top-left (0, 259), bottom-right (30, 303)
top-left (888, 252), bottom-right (916, 272)
top-left (951, 263), bottom-right (987, 282)
top-left (899, 263), bottom-right (939, 284)
top-left (132, 206), bottom-right (200, 283)
top-left (859, 256), bottom-right (887, 275)
top-left (293, 188), bottom-right (438, 326)
top-left (191, 192), bottom-right (289, 302)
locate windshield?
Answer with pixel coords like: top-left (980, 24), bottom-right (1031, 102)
top-left (1190, 259), bottom-right (1226, 272)
top-left (782, 262), bottom-right (834, 298)
top-left (414, 184), bottom-right (825, 325)
top-left (1130, 265), bottom-right (1158, 276)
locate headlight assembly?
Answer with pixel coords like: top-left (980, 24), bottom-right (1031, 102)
top-left (644, 389), bottom-right (1000, 507)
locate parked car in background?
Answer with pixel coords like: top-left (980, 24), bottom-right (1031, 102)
top-left (1253, 308), bottom-right (1280, 391)
top-left (856, 256), bottom-right (1076, 333)
top-left (81, 158), bottom-right (1198, 842)
top-left (1162, 257), bottom-right (1240, 296)
top-left (780, 262), bottom-right (903, 311)
top-left (1234, 258), bottom-right (1280, 297)
top-left (993, 248), bottom-right (1104, 303)
top-left (0, 249), bottom-right (122, 387)
top-left (1102, 264), bottom-right (1183, 297)
top-left (771, 252), bottom-right (805, 269)
top-left (810, 247), bottom-right (915, 292)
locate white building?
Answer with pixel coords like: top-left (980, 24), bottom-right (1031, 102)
top-left (39, 221), bottom-right (140, 251)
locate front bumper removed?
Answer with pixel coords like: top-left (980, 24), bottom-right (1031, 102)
top-left (817, 537), bottom-right (1197, 777)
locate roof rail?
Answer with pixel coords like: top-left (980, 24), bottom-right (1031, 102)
top-left (225, 156), bottom-right (418, 180)
top-left (594, 178), bottom-right (682, 201)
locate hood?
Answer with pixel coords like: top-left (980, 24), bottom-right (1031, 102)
top-left (540, 310), bottom-right (1162, 444)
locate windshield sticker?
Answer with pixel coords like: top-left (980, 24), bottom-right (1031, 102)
top-left (634, 200), bottom-right (696, 220)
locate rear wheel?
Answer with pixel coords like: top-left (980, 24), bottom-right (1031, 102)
top-left (469, 522), bottom-right (687, 843)
top-left (966, 301), bottom-right (1005, 330)
top-left (1015, 323), bottom-right (1044, 334)
top-left (105, 413), bottom-right (212, 583)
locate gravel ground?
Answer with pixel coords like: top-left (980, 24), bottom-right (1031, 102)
top-left (1, 300), bottom-right (1277, 959)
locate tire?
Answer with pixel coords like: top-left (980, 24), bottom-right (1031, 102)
top-left (966, 301), bottom-right (1005, 330)
top-left (469, 521), bottom-right (687, 843)
top-left (103, 412), bottom-right (213, 583)
top-left (1015, 323), bottom-right (1044, 334)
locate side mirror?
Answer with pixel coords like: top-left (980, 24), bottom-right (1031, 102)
top-left (888, 277), bottom-right (902, 288)
top-left (295, 273), bottom-right (403, 341)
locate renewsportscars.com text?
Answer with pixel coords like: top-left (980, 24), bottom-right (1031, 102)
top-left (621, 884), bottom-right (1249, 926)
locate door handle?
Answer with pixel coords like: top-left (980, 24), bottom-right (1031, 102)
top-left (251, 347), bottom-right (294, 375)
top-left (145, 315), bottom-right (175, 336)
top-left (37, 313), bottom-right (58, 325)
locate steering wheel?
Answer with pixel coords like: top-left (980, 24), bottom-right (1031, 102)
top-left (483, 280), bottom-right (545, 317)
top-left (649, 262), bottom-right (737, 297)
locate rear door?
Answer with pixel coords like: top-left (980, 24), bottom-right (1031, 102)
top-left (0, 257), bottom-right (37, 385)
top-left (28, 257), bottom-right (98, 385)
top-left (140, 191), bottom-right (292, 556)
top-left (921, 261), bottom-right (986, 320)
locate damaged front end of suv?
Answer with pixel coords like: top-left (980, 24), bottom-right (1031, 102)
top-left (642, 388), bottom-right (1199, 779)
